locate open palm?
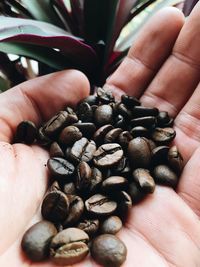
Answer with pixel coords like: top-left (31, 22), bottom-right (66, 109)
top-left (1, 4), bottom-right (200, 267)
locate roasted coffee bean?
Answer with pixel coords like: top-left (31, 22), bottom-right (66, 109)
top-left (151, 146), bottom-right (169, 165)
top-left (128, 137), bottom-right (151, 168)
top-left (82, 95), bottom-right (98, 106)
top-left (118, 131), bottom-right (133, 149)
top-left (147, 139), bottom-right (157, 151)
top-left (76, 161), bottom-right (92, 192)
top-left (100, 216), bottom-right (122, 235)
top-left (119, 158), bottom-right (131, 177)
top-left (14, 120), bottom-right (37, 144)
top-left (130, 116), bottom-right (156, 128)
top-left (73, 122), bottom-right (96, 138)
top-left (132, 106), bottom-right (158, 118)
top-left (157, 111), bottom-right (170, 126)
top-left (59, 126), bottom-right (82, 145)
top-left (114, 114), bottom-right (127, 129)
top-left (63, 182), bottom-right (76, 195)
top-left (117, 191), bottom-right (132, 220)
top-left (116, 102), bottom-right (132, 119)
top-left (21, 221), bottom-right (57, 261)
top-left (132, 168), bottom-right (155, 193)
top-left (91, 234), bottom-right (127, 267)
top-left (50, 228), bottom-right (89, 265)
top-left (77, 102), bottom-right (93, 122)
top-left (94, 104), bottom-right (113, 126)
top-left (65, 147), bottom-right (71, 160)
top-left (47, 157), bottom-right (75, 178)
top-left (41, 191), bottom-right (69, 223)
top-left (85, 194), bottom-right (117, 216)
top-left (130, 126), bottom-right (149, 138)
top-left (104, 128), bottom-right (123, 143)
top-left (43, 111), bottom-right (78, 137)
top-left (49, 142), bottom-right (64, 158)
top-left (77, 219), bottom-right (99, 236)
top-left (37, 126), bottom-right (52, 146)
top-left (93, 124), bottom-right (113, 145)
top-left (70, 137), bottom-right (96, 163)
top-left (63, 195), bottom-right (84, 226)
top-left (96, 87), bottom-right (114, 103)
top-left (151, 127), bottom-right (176, 144)
top-left (128, 182), bottom-right (147, 204)
top-left (163, 117), bottom-right (174, 127)
top-left (121, 94), bottom-right (141, 107)
top-left (153, 164), bottom-right (178, 188)
top-left (168, 146), bottom-right (183, 174)
top-left (49, 181), bottom-right (61, 192)
top-left (102, 176), bottom-right (128, 192)
top-left (112, 157), bottom-right (127, 175)
top-left (89, 167), bottom-right (103, 192)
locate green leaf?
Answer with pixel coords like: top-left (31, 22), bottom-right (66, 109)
top-left (0, 76), bottom-right (10, 92)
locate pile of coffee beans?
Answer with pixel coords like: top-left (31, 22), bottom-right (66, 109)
top-left (16, 87), bottom-right (183, 267)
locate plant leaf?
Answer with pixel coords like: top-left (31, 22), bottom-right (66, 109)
top-left (0, 76), bottom-right (10, 91)
top-left (70, 0), bottom-right (84, 36)
top-left (5, 0), bottom-right (33, 18)
top-left (183, 0), bottom-right (199, 16)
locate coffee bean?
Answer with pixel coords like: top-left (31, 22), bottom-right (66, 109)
top-left (168, 146), bottom-right (183, 174)
top-left (151, 127), bottom-right (176, 144)
top-left (128, 182), bottom-right (147, 204)
top-left (49, 181), bottom-right (61, 192)
top-left (118, 131), bottom-right (133, 149)
top-left (93, 143), bottom-right (123, 168)
top-left (50, 228), bottom-right (89, 265)
top-left (96, 87), bottom-right (114, 103)
top-left (91, 234), bottom-right (127, 267)
top-left (73, 122), bottom-right (96, 138)
top-left (102, 176), bottom-right (128, 192)
top-left (114, 114), bottom-right (127, 129)
top-left (100, 216), bottom-right (122, 235)
top-left (151, 146), bottom-right (169, 165)
top-left (49, 142), bottom-right (64, 158)
top-left (59, 126), bottom-right (82, 145)
top-left (70, 137), bottom-right (96, 163)
top-left (76, 161), bottom-right (92, 192)
top-left (85, 194), bottom-right (117, 216)
top-left (37, 126), bottom-right (52, 146)
top-left (104, 128), bottom-right (123, 143)
top-left (63, 182), bottom-right (76, 195)
top-left (116, 102), bottom-right (132, 119)
top-left (117, 191), bottom-right (132, 220)
top-left (77, 219), bottom-right (99, 236)
top-left (63, 195), bottom-right (84, 226)
top-left (132, 106), bottom-right (158, 118)
top-left (157, 111), bottom-right (170, 126)
top-left (47, 157), bottom-right (75, 179)
top-left (128, 137), bottom-right (151, 168)
top-left (153, 164), bottom-right (178, 188)
top-left (132, 168), bottom-right (155, 193)
top-left (94, 105), bottom-right (113, 126)
top-left (82, 95), bottom-right (98, 106)
top-left (130, 126), bottom-right (149, 138)
top-left (89, 167), bottom-right (103, 192)
top-left (41, 191), bottom-right (69, 223)
top-left (21, 221), bottom-right (57, 261)
top-left (14, 120), bottom-right (37, 144)
top-left (130, 116), bottom-right (156, 128)
top-left (77, 102), bottom-right (93, 122)
top-left (93, 124), bottom-right (113, 145)
top-left (121, 94), bottom-right (141, 107)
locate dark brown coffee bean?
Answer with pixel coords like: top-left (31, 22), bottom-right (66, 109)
top-left (117, 191), bottom-right (132, 220)
top-left (73, 122), bottom-right (96, 138)
top-left (96, 87), bottom-right (114, 103)
top-left (63, 195), bottom-right (84, 226)
top-left (49, 181), bottom-right (61, 192)
top-left (114, 114), bottom-right (127, 129)
top-left (157, 111), bottom-right (170, 126)
top-left (70, 137), bottom-right (96, 163)
top-left (104, 128), bottom-right (123, 143)
top-left (130, 126), bottom-right (149, 138)
top-left (132, 106), bottom-right (158, 118)
top-left (93, 124), bottom-right (113, 145)
top-left (102, 176), bottom-right (128, 192)
top-left (116, 102), bottom-right (132, 119)
top-left (151, 146), bottom-right (169, 164)
top-left (100, 216), bottom-right (122, 235)
top-left (14, 120), bottom-right (37, 144)
top-left (168, 146), bottom-right (183, 174)
top-left (128, 182), bottom-right (147, 204)
top-left (112, 157), bottom-right (127, 175)
top-left (82, 95), bottom-right (98, 106)
top-left (43, 111), bottom-right (78, 137)
top-left (146, 139), bottom-right (157, 151)
top-left (132, 168), bottom-right (155, 193)
top-left (162, 117), bottom-right (174, 127)
top-left (50, 228), bottom-right (89, 265)
top-left (130, 116), bottom-right (156, 128)
top-left (91, 234), bottom-right (127, 267)
top-left (77, 219), bottom-right (99, 236)
top-left (118, 131), bottom-right (133, 149)
top-left (59, 126), bottom-right (82, 145)
top-left (76, 161), bottom-right (92, 192)
top-left (47, 157), bottom-right (75, 178)
top-left (89, 167), bottom-right (103, 192)
top-left (121, 94), bottom-right (141, 107)
top-left (49, 142), bottom-right (64, 158)
top-left (94, 105), bottom-right (113, 126)
top-left (93, 143), bottom-right (123, 168)
top-left (21, 221), bottom-right (57, 261)
top-left (77, 102), bottom-right (93, 122)
top-left (41, 191), bottom-right (69, 223)
top-left (151, 127), bottom-right (176, 144)
top-left (128, 137), bottom-right (151, 168)
top-left (153, 164), bottom-right (178, 188)
top-left (85, 194), bottom-right (117, 216)
top-left (63, 182), bottom-right (76, 195)
top-left (37, 126), bottom-right (52, 146)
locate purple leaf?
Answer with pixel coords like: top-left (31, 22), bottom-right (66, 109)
top-left (70, 0), bottom-right (84, 36)
top-left (183, 0), bottom-right (199, 16)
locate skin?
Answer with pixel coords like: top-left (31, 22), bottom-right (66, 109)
top-left (1, 3), bottom-right (200, 267)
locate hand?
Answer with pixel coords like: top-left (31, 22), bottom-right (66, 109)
top-left (1, 4), bottom-right (200, 267)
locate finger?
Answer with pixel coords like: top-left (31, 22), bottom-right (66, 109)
top-left (0, 70), bottom-right (90, 142)
top-left (141, 2), bottom-right (200, 117)
top-left (105, 7), bottom-right (184, 98)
